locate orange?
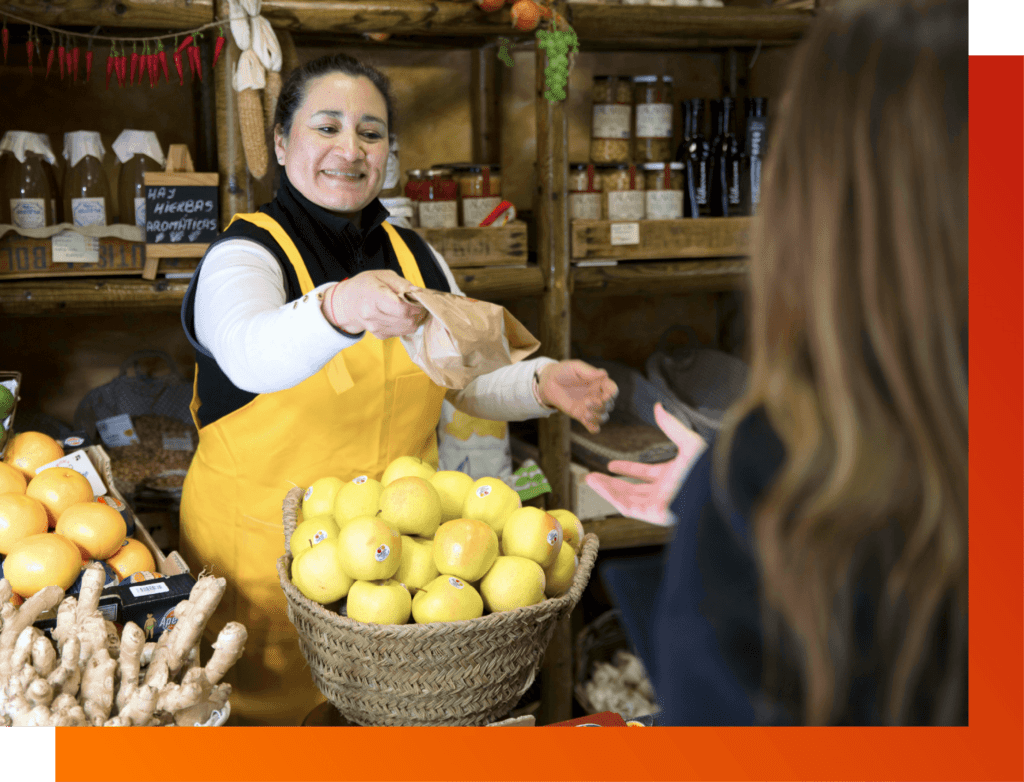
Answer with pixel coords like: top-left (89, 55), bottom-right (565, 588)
top-left (105, 537), bottom-right (157, 581)
top-left (2, 532), bottom-right (82, 598)
top-left (2, 431), bottom-right (64, 481)
top-left (55, 501), bottom-right (127, 561)
top-left (0, 493), bottom-right (50, 555)
top-left (0, 462), bottom-right (27, 495)
top-left (27, 467), bottom-right (95, 530)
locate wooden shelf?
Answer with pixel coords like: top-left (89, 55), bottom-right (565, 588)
top-left (572, 258), bottom-right (747, 295)
top-left (583, 515), bottom-right (672, 550)
top-left (571, 217), bottom-right (753, 262)
top-left (1, 0), bottom-right (213, 29)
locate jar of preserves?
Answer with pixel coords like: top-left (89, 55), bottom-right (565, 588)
top-left (62, 131), bottom-right (111, 228)
top-left (643, 162), bottom-right (684, 220)
top-left (403, 169), bottom-right (428, 227)
top-left (113, 130), bottom-right (165, 228)
top-left (0, 132), bottom-right (59, 229)
top-left (568, 162), bottom-right (602, 221)
top-left (459, 164), bottom-right (502, 227)
top-left (601, 163), bottom-right (645, 221)
top-left (633, 75), bottom-right (674, 163)
top-left (418, 167), bottom-right (458, 229)
top-left (590, 76), bottom-right (632, 164)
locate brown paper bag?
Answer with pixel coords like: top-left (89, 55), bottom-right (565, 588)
top-left (398, 289), bottom-right (541, 389)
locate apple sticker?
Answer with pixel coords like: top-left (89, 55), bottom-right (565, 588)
top-left (375, 544), bottom-right (391, 562)
top-left (353, 475), bottom-right (368, 484)
top-left (448, 577), bottom-right (465, 589)
top-left (547, 530), bottom-right (559, 547)
top-left (476, 485), bottom-right (492, 498)
top-left (303, 486), bottom-right (314, 501)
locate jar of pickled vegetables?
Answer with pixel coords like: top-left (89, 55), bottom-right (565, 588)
top-left (568, 162), bottom-right (602, 221)
top-left (643, 162), bottom-right (684, 220)
top-left (601, 163), bottom-right (645, 221)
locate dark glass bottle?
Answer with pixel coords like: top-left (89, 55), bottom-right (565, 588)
top-left (677, 98), bottom-right (711, 218)
top-left (711, 97), bottom-right (744, 217)
top-left (741, 97), bottom-right (769, 216)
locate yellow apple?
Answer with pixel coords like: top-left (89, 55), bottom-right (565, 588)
top-left (395, 535), bottom-right (439, 592)
top-left (333, 475), bottom-right (384, 525)
top-left (501, 506), bottom-right (563, 569)
top-left (433, 518), bottom-right (499, 583)
top-left (378, 476), bottom-right (442, 537)
top-left (289, 514), bottom-right (340, 557)
top-left (549, 509), bottom-right (585, 554)
top-left (411, 575), bottom-right (484, 624)
top-left (430, 470), bottom-right (475, 523)
top-left (381, 455), bottom-right (436, 486)
top-left (462, 477), bottom-right (522, 536)
top-left (346, 579), bottom-right (412, 625)
top-left (336, 516), bottom-right (402, 581)
top-left (302, 476), bottom-right (345, 518)
top-left (478, 556), bottom-right (546, 613)
top-left (291, 543), bottom-right (354, 604)
top-left (543, 541), bottom-right (578, 597)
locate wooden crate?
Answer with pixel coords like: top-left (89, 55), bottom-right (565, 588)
top-left (413, 221), bottom-right (528, 268)
top-left (570, 217), bottom-right (753, 262)
top-left (0, 234), bottom-right (199, 280)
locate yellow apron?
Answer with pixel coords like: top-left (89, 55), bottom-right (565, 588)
top-left (179, 213), bottom-right (446, 726)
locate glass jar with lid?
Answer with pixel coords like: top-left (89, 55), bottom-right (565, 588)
top-left (633, 76), bottom-right (674, 163)
top-left (590, 76), bottom-right (633, 165)
top-left (601, 163), bottom-right (645, 221)
top-left (0, 131), bottom-right (60, 228)
top-left (418, 167), bottom-right (458, 229)
top-left (643, 162), bottom-right (684, 220)
top-left (403, 169), bottom-right (428, 227)
top-left (62, 131), bottom-right (111, 228)
top-left (568, 163), bottom-right (602, 221)
top-left (458, 164), bottom-right (503, 227)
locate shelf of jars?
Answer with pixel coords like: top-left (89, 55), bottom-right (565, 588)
top-left (570, 216), bottom-right (751, 262)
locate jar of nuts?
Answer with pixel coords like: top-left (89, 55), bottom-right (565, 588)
top-left (633, 75), bottom-right (674, 163)
top-left (418, 167), bottom-right (459, 229)
top-left (601, 163), bottom-right (645, 221)
top-left (591, 76), bottom-right (633, 164)
top-left (459, 164), bottom-right (503, 227)
top-left (569, 162), bottom-right (602, 221)
top-left (643, 162), bottom-right (685, 220)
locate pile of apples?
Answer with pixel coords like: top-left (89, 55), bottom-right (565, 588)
top-left (289, 455), bottom-right (585, 626)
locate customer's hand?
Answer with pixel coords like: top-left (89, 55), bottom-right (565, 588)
top-left (323, 270), bottom-right (427, 340)
top-left (584, 403), bottom-right (707, 526)
top-left (538, 360), bottom-right (619, 434)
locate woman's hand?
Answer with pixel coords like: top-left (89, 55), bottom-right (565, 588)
top-left (584, 403), bottom-right (707, 526)
top-left (537, 360), bottom-right (618, 434)
top-left (323, 270), bottom-right (427, 340)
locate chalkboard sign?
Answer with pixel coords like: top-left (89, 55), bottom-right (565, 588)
top-left (144, 181), bottom-right (219, 244)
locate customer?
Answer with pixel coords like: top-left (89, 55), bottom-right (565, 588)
top-left (587, 0), bottom-right (967, 725)
top-left (179, 53), bottom-right (617, 726)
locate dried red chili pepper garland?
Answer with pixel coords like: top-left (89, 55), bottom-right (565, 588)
top-left (57, 35), bottom-right (65, 80)
top-left (25, 33), bottom-right (34, 76)
top-left (85, 42), bottom-right (93, 83)
top-left (157, 41), bottom-right (169, 84)
top-left (2, 21), bottom-right (8, 64)
top-left (105, 43), bottom-right (115, 89)
top-left (212, 28), bottom-right (226, 69)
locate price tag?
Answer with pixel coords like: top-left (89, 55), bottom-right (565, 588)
top-left (96, 414), bottom-right (141, 448)
top-left (35, 449), bottom-right (108, 496)
top-left (609, 222), bottom-right (641, 246)
top-left (162, 432), bottom-right (193, 451)
top-left (51, 230), bottom-right (100, 264)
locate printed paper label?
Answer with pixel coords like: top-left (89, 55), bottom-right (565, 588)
top-left (448, 577), bottom-right (465, 589)
top-left (645, 190), bottom-right (684, 220)
top-left (10, 198), bottom-right (46, 229)
top-left (52, 230), bottom-right (100, 264)
top-left (312, 530), bottom-right (329, 545)
top-left (417, 200), bottom-right (458, 229)
top-left (606, 190), bottom-right (645, 221)
top-left (592, 104), bottom-right (632, 140)
top-left (635, 104), bottom-right (673, 138)
top-left (161, 432), bottom-right (193, 451)
top-left (375, 544), bottom-right (391, 562)
top-left (476, 485), bottom-right (493, 499)
top-left (461, 196), bottom-right (502, 228)
top-left (35, 449), bottom-right (108, 496)
top-left (569, 193), bottom-right (602, 221)
top-left (547, 530), bottom-right (559, 547)
top-left (71, 197), bottom-right (107, 227)
top-left (352, 475), bottom-right (368, 484)
top-left (129, 582), bottom-right (170, 597)
top-left (134, 196), bottom-right (146, 228)
top-left (96, 414), bottom-right (140, 447)
top-left (609, 222), bottom-right (641, 246)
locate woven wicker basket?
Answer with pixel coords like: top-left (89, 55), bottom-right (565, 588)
top-left (277, 486), bottom-right (600, 726)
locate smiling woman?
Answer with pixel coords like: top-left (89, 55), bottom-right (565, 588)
top-left (175, 53), bottom-right (619, 725)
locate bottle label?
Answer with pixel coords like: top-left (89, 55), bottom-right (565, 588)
top-left (728, 160), bottom-right (742, 207)
top-left (418, 200), bottom-right (458, 229)
top-left (690, 159), bottom-right (709, 206)
top-left (606, 190), bottom-right (645, 221)
top-left (592, 104), bottom-right (632, 140)
top-left (71, 197), bottom-right (107, 227)
top-left (569, 192), bottom-right (602, 220)
top-left (134, 197), bottom-right (146, 227)
top-left (635, 104), bottom-right (672, 139)
top-left (461, 196), bottom-right (502, 227)
top-left (10, 198), bottom-right (46, 229)
top-left (750, 157), bottom-right (763, 211)
top-left (746, 117), bottom-right (767, 157)
top-left (645, 190), bottom-right (683, 220)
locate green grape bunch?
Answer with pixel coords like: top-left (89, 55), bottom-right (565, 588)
top-left (537, 29), bottom-right (578, 102)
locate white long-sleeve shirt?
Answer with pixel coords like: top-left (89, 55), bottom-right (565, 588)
top-left (193, 237), bottom-right (558, 422)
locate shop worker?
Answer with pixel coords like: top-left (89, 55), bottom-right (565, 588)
top-left (587, 0), bottom-right (967, 726)
top-left (179, 53), bottom-right (617, 726)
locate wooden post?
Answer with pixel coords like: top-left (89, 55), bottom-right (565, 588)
top-left (534, 18), bottom-right (574, 727)
top-left (470, 45), bottom-right (501, 164)
top-left (215, 0), bottom-right (253, 225)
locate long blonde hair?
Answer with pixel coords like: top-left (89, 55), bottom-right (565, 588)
top-left (714, 0), bottom-right (968, 725)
